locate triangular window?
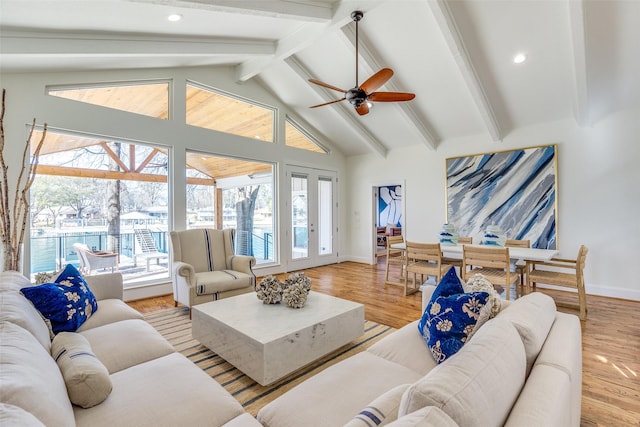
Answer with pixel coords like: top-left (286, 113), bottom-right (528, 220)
top-left (285, 119), bottom-right (327, 154)
top-left (47, 81), bottom-right (169, 119)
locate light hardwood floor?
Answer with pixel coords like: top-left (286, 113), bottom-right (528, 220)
top-left (128, 259), bottom-right (640, 426)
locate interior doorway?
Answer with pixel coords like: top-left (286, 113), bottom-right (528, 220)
top-left (372, 183), bottom-right (404, 260)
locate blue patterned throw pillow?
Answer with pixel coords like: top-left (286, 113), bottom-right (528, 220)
top-left (21, 264), bottom-right (98, 334)
top-left (418, 267), bottom-right (491, 363)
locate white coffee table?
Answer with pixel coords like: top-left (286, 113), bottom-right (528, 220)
top-left (191, 291), bottom-right (365, 386)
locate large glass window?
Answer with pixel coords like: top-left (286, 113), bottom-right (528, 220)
top-left (47, 81), bottom-right (170, 119)
top-left (186, 152), bottom-right (275, 265)
top-left (30, 130), bottom-right (170, 287)
top-left (186, 82), bottom-right (274, 142)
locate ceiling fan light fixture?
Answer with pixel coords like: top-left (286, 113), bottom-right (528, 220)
top-left (307, 10), bottom-right (415, 116)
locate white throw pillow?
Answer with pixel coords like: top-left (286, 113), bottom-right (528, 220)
top-left (463, 273), bottom-right (502, 318)
top-left (51, 331), bottom-right (112, 408)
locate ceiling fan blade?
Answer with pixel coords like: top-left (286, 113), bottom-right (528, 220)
top-left (356, 103), bottom-right (370, 116)
top-left (360, 68), bottom-right (394, 94)
top-left (308, 79), bottom-right (347, 93)
top-left (309, 98), bottom-right (346, 108)
top-left (368, 92), bottom-right (416, 102)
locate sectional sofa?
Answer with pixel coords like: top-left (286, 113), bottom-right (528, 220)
top-left (257, 284), bottom-right (583, 426)
top-left (1, 268), bottom-right (582, 427)
top-left (0, 271), bottom-right (261, 427)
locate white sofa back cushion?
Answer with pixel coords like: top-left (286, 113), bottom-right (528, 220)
top-left (398, 317), bottom-right (526, 427)
top-left (388, 406), bottom-right (458, 427)
top-left (0, 290), bottom-right (52, 350)
top-left (0, 321), bottom-right (76, 427)
top-left (496, 292), bottom-right (557, 375)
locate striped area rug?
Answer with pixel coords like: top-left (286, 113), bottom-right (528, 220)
top-left (144, 307), bottom-right (396, 416)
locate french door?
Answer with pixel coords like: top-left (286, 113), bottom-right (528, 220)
top-left (286, 166), bottom-right (338, 270)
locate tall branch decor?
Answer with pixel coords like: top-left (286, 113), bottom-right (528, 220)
top-left (0, 89), bottom-right (47, 272)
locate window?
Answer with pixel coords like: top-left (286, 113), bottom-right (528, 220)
top-left (186, 152), bottom-right (275, 265)
top-left (285, 118), bottom-right (327, 153)
top-left (47, 81), bottom-right (170, 119)
top-left (186, 82), bottom-right (274, 142)
top-left (30, 129), bottom-right (170, 287)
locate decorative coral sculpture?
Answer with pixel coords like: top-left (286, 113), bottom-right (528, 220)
top-left (283, 282), bottom-right (309, 309)
top-left (282, 272), bottom-right (312, 308)
top-left (256, 275), bottom-right (283, 304)
top-left (284, 271), bottom-right (312, 292)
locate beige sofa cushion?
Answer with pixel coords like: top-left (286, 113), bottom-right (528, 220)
top-left (73, 352), bottom-right (245, 427)
top-left (367, 320), bottom-right (437, 376)
top-left (196, 270), bottom-right (255, 294)
top-left (0, 321), bottom-right (75, 427)
top-left (0, 403), bottom-right (46, 426)
top-left (80, 318), bottom-right (175, 374)
top-left (257, 351), bottom-right (423, 427)
top-left (496, 292), bottom-right (557, 374)
top-left (504, 363), bottom-right (571, 427)
top-left (76, 299), bottom-right (143, 332)
top-left (388, 406), bottom-right (459, 427)
top-left (51, 332), bottom-right (112, 408)
top-left (0, 271), bottom-right (31, 292)
top-left (345, 384), bottom-right (411, 427)
top-left (0, 290), bottom-right (52, 350)
top-left (398, 317), bottom-right (526, 427)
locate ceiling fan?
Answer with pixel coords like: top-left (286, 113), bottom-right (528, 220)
top-left (308, 10), bottom-right (415, 116)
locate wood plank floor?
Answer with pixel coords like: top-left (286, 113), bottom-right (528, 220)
top-left (128, 259), bottom-right (640, 426)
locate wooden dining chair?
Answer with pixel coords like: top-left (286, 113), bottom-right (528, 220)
top-left (404, 242), bottom-right (452, 296)
top-left (462, 244), bottom-right (520, 300)
top-left (384, 234), bottom-right (406, 286)
top-left (526, 245), bottom-right (589, 320)
top-left (506, 239), bottom-right (530, 296)
top-left (441, 236), bottom-right (472, 270)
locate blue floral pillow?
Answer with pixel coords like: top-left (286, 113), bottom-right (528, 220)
top-left (21, 264), bottom-right (98, 334)
top-left (418, 267), bottom-right (491, 363)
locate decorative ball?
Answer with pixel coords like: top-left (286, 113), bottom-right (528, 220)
top-left (256, 275), bottom-right (283, 304)
top-left (284, 272), bottom-right (312, 292)
top-left (282, 282), bottom-right (309, 309)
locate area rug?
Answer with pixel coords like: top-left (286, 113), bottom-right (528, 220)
top-left (144, 306), bottom-right (396, 416)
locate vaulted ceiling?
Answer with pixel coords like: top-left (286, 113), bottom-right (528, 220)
top-left (2, 0), bottom-right (639, 157)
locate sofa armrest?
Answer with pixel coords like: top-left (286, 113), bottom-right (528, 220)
top-left (84, 273), bottom-right (123, 301)
top-left (229, 255), bottom-right (256, 277)
top-left (173, 261), bottom-right (197, 288)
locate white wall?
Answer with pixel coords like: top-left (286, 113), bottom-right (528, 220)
top-left (345, 109), bottom-right (640, 301)
top-left (0, 66), bottom-right (348, 282)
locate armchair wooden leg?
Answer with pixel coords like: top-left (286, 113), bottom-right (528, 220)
top-left (174, 301), bottom-right (178, 307)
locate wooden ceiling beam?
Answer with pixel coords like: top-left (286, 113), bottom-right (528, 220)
top-left (36, 164), bottom-right (214, 186)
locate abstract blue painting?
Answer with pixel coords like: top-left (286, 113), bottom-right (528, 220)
top-left (446, 145), bottom-right (557, 249)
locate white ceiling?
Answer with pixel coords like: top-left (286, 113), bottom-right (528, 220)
top-left (2, 0), bottom-right (639, 157)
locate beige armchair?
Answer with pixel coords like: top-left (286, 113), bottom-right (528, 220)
top-left (169, 228), bottom-right (256, 316)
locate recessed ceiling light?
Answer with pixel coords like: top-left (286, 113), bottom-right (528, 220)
top-left (513, 53), bottom-right (527, 64)
top-left (167, 14), bottom-right (182, 22)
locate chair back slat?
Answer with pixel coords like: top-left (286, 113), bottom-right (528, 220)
top-left (462, 245), bottom-right (510, 270)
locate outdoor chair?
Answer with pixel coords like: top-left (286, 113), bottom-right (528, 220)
top-left (72, 243), bottom-right (118, 275)
top-left (169, 228), bottom-right (256, 317)
top-left (134, 228), bottom-right (169, 271)
top-left (526, 245), bottom-right (589, 320)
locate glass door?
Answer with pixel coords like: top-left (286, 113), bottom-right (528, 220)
top-left (286, 166), bottom-right (337, 270)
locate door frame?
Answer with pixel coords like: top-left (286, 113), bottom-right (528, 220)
top-left (285, 165), bottom-right (339, 271)
top-left (371, 180), bottom-right (406, 264)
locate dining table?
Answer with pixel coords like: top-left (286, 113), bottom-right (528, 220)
top-left (390, 242), bottom-right (558, 262)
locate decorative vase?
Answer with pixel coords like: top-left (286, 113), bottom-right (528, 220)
top-left (439, 223), bottom-right (459, 245)
top-left (482, 224), bottom-right (506, 246)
